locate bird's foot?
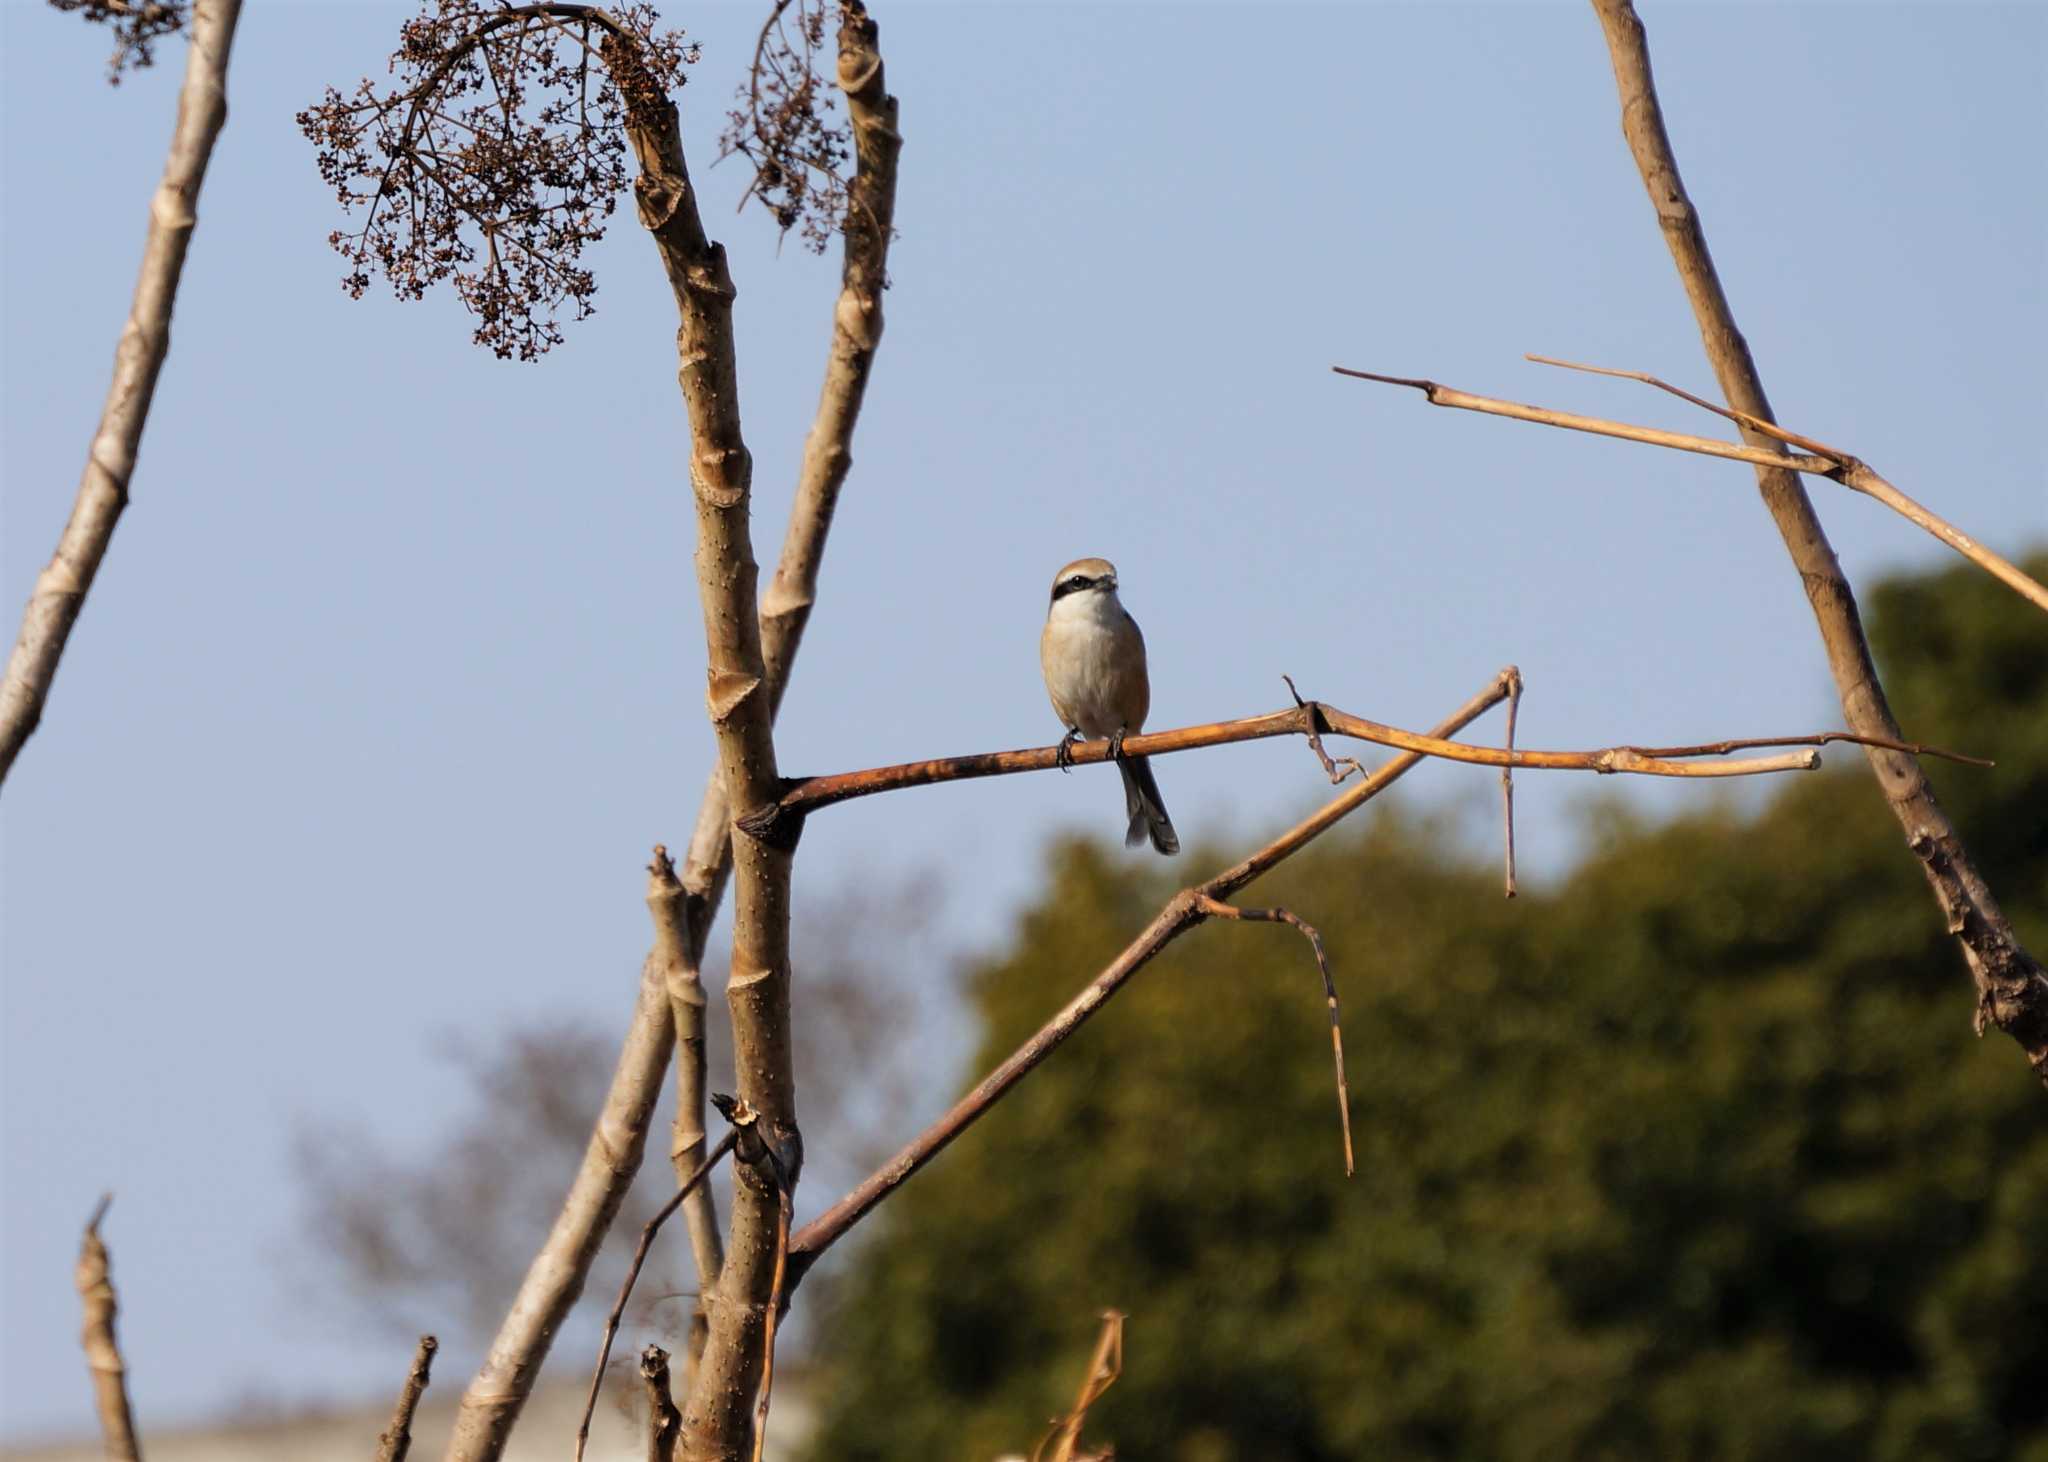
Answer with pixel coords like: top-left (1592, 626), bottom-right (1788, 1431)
top-left (1108, 726), bottom-right (1129, 761)
top-left (1057, 728), bottom-right (1080, 772)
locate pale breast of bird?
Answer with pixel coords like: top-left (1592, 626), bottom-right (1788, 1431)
top-left (1041, 590), bottom-right (1150, 739)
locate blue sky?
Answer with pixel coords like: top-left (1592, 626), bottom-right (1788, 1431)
top-left (4, 0), bottom-right (2043, 1443)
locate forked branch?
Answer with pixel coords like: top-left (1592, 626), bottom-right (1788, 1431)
top-left (438, 9), bottom-right (903, 1458)
top-left (785, 669), bottom-right (1520, 1279)
top-left (1586, 0), bottom-right (2048, 1081)
top-left (1332, 361), bottom-right (2048, 616)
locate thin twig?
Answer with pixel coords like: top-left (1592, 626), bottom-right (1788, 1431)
top-left (1, 0), bottom-right (244, 787)
top-left (786, 669), bottom-right (1520, 1278)
top-left (1333, 364), bottom-right (1841, 473)
top-left (1525, 353), bottom-right (2048, 616)
top-left (1501, 666), bottom-right (1522, 898)
top-left (373, 1335), bottom-right (438, 1462)
top-left (75, 1194), bottom-right (143, 1462)
top-left (1622, 731), bottom-right (1992, 767)
top-left (1195, 896), bottom-right (1353, 1176)
top-left (746, 695), bottom-right (1992, 839)
top-left (574, 1130), bottom-right (738, 1462)
top-left (1033, 1311), bottom-right (1126, 1462)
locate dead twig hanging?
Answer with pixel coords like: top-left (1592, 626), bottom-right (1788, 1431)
top-left (1194, 896), bottom-right (1354, 1176)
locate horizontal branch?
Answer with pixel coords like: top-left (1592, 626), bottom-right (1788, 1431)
top-left (1334, 362), bottom-right (2048, 617)
top-left (1334, 364), bottom-right (1838, 472)
top-left (744, 696), bottom-right (1987, 841)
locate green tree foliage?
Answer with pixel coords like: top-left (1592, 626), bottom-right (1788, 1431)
top-left (803, 555), bottom-right (2048, 1462)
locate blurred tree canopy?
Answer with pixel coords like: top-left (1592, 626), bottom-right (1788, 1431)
top-left (803, 553), bottom-right (2047, 1462)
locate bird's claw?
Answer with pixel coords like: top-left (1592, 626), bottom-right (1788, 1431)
top-left (1057, 728), bottom-right (1080, 773)
top-left (1108, 727), bottom-right (1128, 761)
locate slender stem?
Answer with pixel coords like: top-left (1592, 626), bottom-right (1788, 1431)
top-left (1, 0), bottom-right (244, 787)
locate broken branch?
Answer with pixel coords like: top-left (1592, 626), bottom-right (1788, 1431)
top-left (373, 1335), bottom-right (438, 1462)
top-left (75, 1195), bottom-right (143, 1462)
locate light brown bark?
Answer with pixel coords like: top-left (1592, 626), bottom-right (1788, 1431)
top-left (444, 947), bottom-right (676, 1460)
top-left (75, 1198), bottom-right (143, 1462)
top-left (0, 0), bottom-right (243, 788)
top-left (1588, 0), bottom-right (2048, 1080)
top-left (443, 11), bottom-right (900, 1457)
top-left (612, 69), bottom-right (794, 1462)
top-left (374, 1336), bottom-right (438, 1462)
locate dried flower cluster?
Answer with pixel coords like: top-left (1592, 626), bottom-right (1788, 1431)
top-left (721, 0), bottom-right (853, 252)
top-left (50, 0), bottom-right (189, 82)
top-left (296, 1), bottom-right (696, 360)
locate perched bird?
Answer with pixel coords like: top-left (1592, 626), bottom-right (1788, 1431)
top-left (1040, 557), bottom-right (1179, 855)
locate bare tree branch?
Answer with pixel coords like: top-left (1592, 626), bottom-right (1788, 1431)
top-left (743, 692), bottom-right (2005, 841)
top-left (1587, 0), bottom-right (2048, 1081)
top-left (1529, 353), bottom-right (2048, 617)
top-left (786, 670), bottom-right (1519, 1277)
top-left (1, 0), bottom-right (242, 789)
top-left (374, 1335), bottom-right (439, 1462)
top-left (445, 896), bottom-right (678, 1461)
top-left (602, 30), bottom-right (803, 1461)
top-left (645, 845), bottom-right (722, 1378)
top-left (434, 10), bottom-right (901, 1455)
top-left (75, 1195), bottom-right (143, 1462)
top-left (663, 0), bottom-right (901, 1361)
top-left (1330, 361), bottom-right (2048, 617)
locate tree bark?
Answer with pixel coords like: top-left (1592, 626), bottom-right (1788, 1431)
top-left (1587, 0), bottom-right (2048, 1081)
top-left (0, 0), bottom-right (243, 788)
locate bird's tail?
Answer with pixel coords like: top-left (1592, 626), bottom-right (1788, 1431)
top-left (1118, 754), bottom-right (1180, 856)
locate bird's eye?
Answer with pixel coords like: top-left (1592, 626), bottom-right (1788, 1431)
top-left (1067, 576), bottom-right (1088, 590)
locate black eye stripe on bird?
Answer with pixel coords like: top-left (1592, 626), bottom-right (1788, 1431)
top-left (1040, 557), bottom-right (1179, 856)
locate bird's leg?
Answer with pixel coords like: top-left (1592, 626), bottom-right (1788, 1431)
top-left (1108, 726), bottom-right (1129, 761)
top-left (1057, 727), bottom-right (1081, 773)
